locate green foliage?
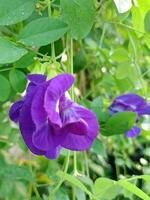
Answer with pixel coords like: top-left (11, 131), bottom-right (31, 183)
top-left (102, 112), bottom-right (137, 136)
top-left (144, 10), bottom-right (150, 33)
top-left (57, 171), bottom-right (93, 198)
top-left (9, 69), bottom-right (27, 92)
top-left (0, 0), bottom-right (150, 199)
top-left (0, 0), bottom-right (35, 25)
top-left (91, 138), bottom-right (107, 158)
top-left (94, 178), bottom-right (121, 199)
top-left (0, 37), bottom-right (27, 64)
top-left (0, 163), bottom-right (35, 182)
top-left (60, 0), bottom-right (95, 39)
top-left (15, 52), bottom-right (36, 68)
top-left (118, 180), bottom-right (150, 200)
top-left (18, 17), bottom-right (68, 47)
top-left (0, 74), bottom-right (11, 101)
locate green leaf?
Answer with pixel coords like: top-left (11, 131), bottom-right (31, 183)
top-left (74, 51), bottom-right (87, 72)
top-left (60, 0), bottom-right (95, 39)
top-left (0, 0), bottom-right (35, 25)
top-left (0, 163), bottom-right (35, 182)
top-left (102, 111), bottom-right (137, 136)
top-left (9, 69), bottom-right (27, 93)
top-left (0, 37), bottom-right (27, 64)
top-left (57, 171), bottom-right (93, 198)
top-left (15, 52), bottom-right (35, 68)
top-left (144, 10), bottom-right (150, 33)
top-left (0, 74), bottom-right (11, 102)
top-left (54, 188), bottom-right (69, 200)
top-left (132, 0), bottom-right (150, 35)
top-left (141, 175), bottom-right (150, 182)
top-left (110, 48), bottom-right (129, 63)
top-left (91, 138), bottom-right (107, 158)
top-left (116, 62), bottom-right (137, 80)
top-left (118, 180), bottom-right (150, 200)
top-left (18, 17), bottom-right (68, 47)
top-left (76, 188), bottom-right (86, 200)
top-left (94, 177), bottom-right (121, 199)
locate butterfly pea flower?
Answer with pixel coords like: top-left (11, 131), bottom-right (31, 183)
top-left (9, 73), bottom-right (99, 159)
top-left (109, 93), bottom-right (150, 138)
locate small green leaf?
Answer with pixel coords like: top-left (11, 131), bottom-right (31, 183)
top-left (73, 51), bottom-right (87, 72)
top-left (144, 10), bottom-right (150, 33)
top-left (0, 163), bottom-right (35, 182)
top-left (119, 180), bottom-right (150, 200)
top-left (94, 177), bottom-right (121, 199)
top-left (91, 139), bottom-right (107, 158)
top-left (60, 0), bottom-right (95, 39)
top-left (102, 111), bottom-right (137, 136)
top-left (57, 171), bottom-right (92, 197)
top-left (15, 52), bottom-right (35, 68)
top-left (110, 48), bottom-right (129, 63)
top-left (54, 188), bottom-right (69, 200)
top-left (139, 175), bottom-right (150, 182)
top-left (0, 75), bottom-right (11, 102)
top-left (18, 17), bottom-right (68, 47)
top-left (9, 69), bottom-right (27, 93)
top-left (0, 0), bottom-right (35, 25)
top-left (0, 37), bottom-right (27, 64)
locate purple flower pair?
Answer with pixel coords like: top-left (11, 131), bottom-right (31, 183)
top-left (109, 93), bottom-right (150, 138)
top-left (9, 74), bottom-right (99, 159)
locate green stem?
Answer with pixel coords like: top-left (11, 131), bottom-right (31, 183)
top-left (68, 36), bottom-right (78, 176)
top-left (84, 151), bottom-right (90, 177)
top-left (73, 152), bottom-right (78, 175)
top-left (47, 0), bottom-right (56, 63)
top-left (50, 151), bottom-right (70, 199)
top-left (128, 31), bottom-right (146, 96)
top-left (33, 184), bottom-right (41, 198)
top-left (100, 23), bottom-right (106, 48)
top-left (70, 37), bottom-right (74, 99)
top-left (72, 186), bottom-right (76, 200)
top-left (0, 67), bottom-right (13, 72)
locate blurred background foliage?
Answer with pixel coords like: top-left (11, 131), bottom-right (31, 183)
top-left (0, 0), bottom-right (150, 199)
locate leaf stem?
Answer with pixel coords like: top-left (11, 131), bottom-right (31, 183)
top-left (70, 37), bottom-right (74, 99)
top-left (47, 0), bottom-right (56, 63)
top-left (73, 152), bottom-right (78, 176)
top-left (128, 31), bottom-right (146, 96)
top-left (50, 151), bottom-right (70, 199)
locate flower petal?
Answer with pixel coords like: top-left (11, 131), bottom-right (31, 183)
top-left (110, 93), bottom-right (148, 114)
top-left (19, 87), bottom-right (45, 155)
top-left (73, 105), bottom-right (99, 140)
top-left (27, 74), bottom-right (47, 85)
top-left (32, 123), bottom-right (52, 151)
top-left (138, 106), bottom-right (150, 116)
top-left (45, 145), bottom-right (61, 160)
top-left (64, 120), bottom-right (88, 135)
top-left (60, 102), bottom-right (99, 151)
top-left (44, 74), bottom-right (74, 127)
top-left (9, 100), bottom-right (24, 122)
top-left (31, 84), bottom-right (47, 128)
top-left (61, 133), bottom-right (93, 151)
top-left (126, 126), bottom-right (141, 138)
top-left (32, 123), bottom-right (62, 159)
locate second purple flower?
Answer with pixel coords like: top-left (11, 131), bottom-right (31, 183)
top-left (109, 93), bottom-right (150, 138)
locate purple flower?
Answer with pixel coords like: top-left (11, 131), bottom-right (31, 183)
top-left (9, 74), bottom-right (99, 159)
top-left (109, 93), bottom-right (150, 138)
